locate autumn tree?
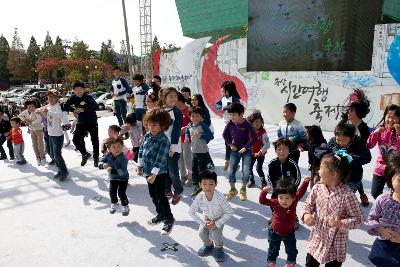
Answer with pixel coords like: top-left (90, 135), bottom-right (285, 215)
top-left (7, 28), bottom-right (31, 81)
top-left (0, 35), bottom-right (10, 80)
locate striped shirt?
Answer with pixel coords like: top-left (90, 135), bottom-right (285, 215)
top-left (301, 183), bottom-right (364, 264)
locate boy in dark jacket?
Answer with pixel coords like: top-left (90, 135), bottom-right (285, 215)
top-left (0, 108), bottom-right (14, 160)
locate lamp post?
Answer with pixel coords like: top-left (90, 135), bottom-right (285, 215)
top-left (121, 0), bottom-right (134, 83)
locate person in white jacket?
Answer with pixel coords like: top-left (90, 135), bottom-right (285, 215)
top-left (18, 99), bottom-right (46, 165)
top-left (42, 89), bottom-right (70, 181)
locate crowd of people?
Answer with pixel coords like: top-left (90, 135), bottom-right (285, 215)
top-left (1, 70), bottom-right (399, 266)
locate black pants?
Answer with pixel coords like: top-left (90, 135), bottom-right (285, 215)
top-left (0, 136), bottom-right (14, 157)
top-left (73, 123), bottom-right (99, 159)
top-left (192, 153), bottom-right (209, 186)
top-left (148, 173), bottom-right (173, 221)
top-left (371, 174), bottom-right (386, 199)
top-left (109, 180), bottom-right (129, 206)
top-left (249, 156), bottom-right (266, 182)
top-left (306, 253), bottom-right (342, 267)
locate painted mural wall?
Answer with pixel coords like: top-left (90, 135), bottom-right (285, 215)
top-left (159, 24), bottom-right (400, 131)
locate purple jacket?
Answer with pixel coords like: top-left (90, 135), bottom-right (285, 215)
top-left (223, 119), bottom-right (257, 150)
top-left (367, 192), bottom-right (400, 238)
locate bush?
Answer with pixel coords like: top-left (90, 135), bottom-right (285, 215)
top-left (95, 85), bottom-right (108, 92)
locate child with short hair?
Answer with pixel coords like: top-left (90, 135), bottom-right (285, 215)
top-left (9, 117), bottom-right (26, 165)
top-left (223, 103), bottom-right (257, 201)
top-left (316, 122), bottom-right (371, 194)
top-left (120, 113), bottom-right (142, 162)
top-left (99, 136), bottom-right (130, 216)
top-left (367, 152), bottom-right (400, 266)
top-left (189, 169), bottom-right (233, 262)
top-left (101, 125), bottom-right (122, 155)
top-left (246, 111), bottom-right (270, 188)
top-left (132, 73), bottom-right (149, 121)
top-left (302, 153), bottom-right (364, 266)
top-left (277, 103), bottom-right (306, 164)
top-left (0, 108), bottom-right (14, 160)
top-left (19, 99), bottom-right (46, 165)
top-left (180, 87), bottom-right (192, 106)
top-left (186, 107), bottom-right (214, 197)
top-left (367, 104), bottom-right (400, 199)
top-left (137, 108), bottom-right (175, 235)
top-left (259, 177), bottom-right (310, 267)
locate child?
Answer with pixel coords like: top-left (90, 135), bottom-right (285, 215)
top-left (302, 153), bottom-right (364, 266)
top-left (0, 108), bottom-right (14, 160)
top-left (367, 104), bottom-right (400, 199)
top-left (99, 136), bottom-right (130, 216)
top-left (259, 177), bottom-right (310, 267)
top-left (342, 91), bottom-right (371, 205)
top-left (137, 108), bottom-right (175, 235)
top-left (300, 125), bottom-right (326, 189)
top-left (176, 92), bottom-right (193, 185)
top-left (102, 125), bottom-right (122, 154)
top-left (222, 103), bottom-right (257, 201)
top-left (180, 87), bottom-right (192, 106)
top-left (132, 73), bottom-right (150, 121)
top-left (160, 87), bottom-right (183, 205)
top-left (120, 113), bottom-right (142, 162)
top-left (43, 89), bottom-right (69, 181)
top-left (189, 169), bottom-right (233, 262)
top-left (9, 117), bottom-right (26, 165)
top-left (215, 81), bottom-right (241, 171)
top-left (316, 122), bottom-right (371, 195)
top-left (367, 152), bottom-right (400, 266)
top-left (110, 66), bottom-right (131, 126)
top-left (19, 100), bottom-right (46, 165)
top-left (246, 111), bottom-right (270, 188)
top-left (145, 91), bottom-right (158, 112)
top-left (186, 107), bottom-right (214, 197)
top-left (277, 103), bottom-right (306, 164)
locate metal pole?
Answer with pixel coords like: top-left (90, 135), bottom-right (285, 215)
top-left (121, 0), bottom-right (134, 83)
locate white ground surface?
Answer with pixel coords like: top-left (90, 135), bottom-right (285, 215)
top-left (0, 115), bottom-right (384, 267)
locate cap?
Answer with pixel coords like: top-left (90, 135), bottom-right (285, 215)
top-left (46, 89), bottom-right (59, 97)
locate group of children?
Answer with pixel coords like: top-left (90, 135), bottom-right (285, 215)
top-left (2, 78), bottom-right (400, 266)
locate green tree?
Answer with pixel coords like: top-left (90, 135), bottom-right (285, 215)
top-left (7, 28), bottom-right (31, 81)
top-left (0, 35), bottom-right (10, 80)
top-left (69, 40), bottom-right (92, 59)
top-left (53, 36), bottom-right (67, 59)
top-left (99, 39), bottom-right (116, 65)
top-left (40, 31), bottom-right (54, 59)
top-left (151, 35), bottom-right (161, 52)
top-left (27, 36), bottom-right (41, 79)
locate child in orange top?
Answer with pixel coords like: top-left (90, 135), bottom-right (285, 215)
top-left (9, 117), bottom-right (26, 165)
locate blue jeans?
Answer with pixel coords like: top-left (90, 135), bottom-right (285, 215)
top-left (228, 149), bottom-right (252, 185)
top-left (369, 239), bottom-right (400, 267)
top-left (166, 152), bottom-right (183, 195)
top-left (114, 99), bottom-right (127, 126)
top-left (134, 108), bottom-right (145, 122)
top-left (44, 134), bottom-right (51, 159)
top-left (49, 135), bottom-right (67, 174)
top-left (267, 229), bottom-right (298, 264)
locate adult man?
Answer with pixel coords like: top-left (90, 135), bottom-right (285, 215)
top-left (63, 81), bottom-right (100, 167)
top-left (110, 66), bottom-right (131, 126)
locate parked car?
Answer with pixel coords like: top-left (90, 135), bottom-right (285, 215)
top-left (105, 98), bottom-right (114, 111)
top-left (0, 87), bottom-right (27, 99)
top-left (96, 93), bottom-right (112, 110)
top-left (20, 91), bottom-right (48, 107)
top-left (91, 91), bottom-right (105, 99)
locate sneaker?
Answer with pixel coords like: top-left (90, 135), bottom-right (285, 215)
top-left (36, 158), bottom-right (41, 166)
top-left (48, 160), bottom-right (55, 165)
top-left (285, 264), bottom-right (295, 267)
top-left (122, 205), bottom-right (130, 216)
top-left (81, 153), bottom-right (91, 166)
top-left (247, 178), bottom-right (256, 188)
top-left (197, 243), bottom-right (214, 256)
top-left (165, 192), bottom-right (173, 199)
top-left (171, 194), bottom-right (182, 205)
top-left (191, 186), bottom-right (202, 198)
top-left (160, 218), bottom-right (175, 235)
top-left (223, 161), bottom-right (229, 171)
top-left (93, 158), bottom-right (99, 167)
top-left (226, 187), bottom-right (238, 200)
top-left (148, 215), bottom-right (164, 225)
top-left (239, 187), bottom-right (247, 201)
top-left (40, 158), bottom-right (46, 166)
top-left (267, 262), bottom-right (276, 267)
top-left (360, 194), bottom-right (369, 206)
top-left (109, 203), bottom-right (119, 214)
top-left (213, 247), bottom-right (225, 262)
top-left (58, 172), bottom-right (69, 182)
top-left (17, 159), bottom-right (27, 165)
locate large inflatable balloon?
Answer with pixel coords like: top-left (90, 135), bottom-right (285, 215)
top-left (388, 33), bottom-right (400, 86)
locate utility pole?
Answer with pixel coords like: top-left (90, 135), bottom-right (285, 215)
top-left (121, 0), bottom-right (134, 83)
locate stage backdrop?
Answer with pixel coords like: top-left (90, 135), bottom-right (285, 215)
top-left (158, 24), bottom-right (400, 131)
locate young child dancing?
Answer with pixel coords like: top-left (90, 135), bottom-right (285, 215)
top-left (189, 169), bottom-right (233, 262)
top-left (9, 117), bottom-right (26, 165)
top-left (302, 153), bottom-right (364, 266)
top-left (260, 177), bottom-right (310, 267)
top-left (120, 113), bottom-right (142, 162)
top-left (367, 152), bottom-right (400, 266)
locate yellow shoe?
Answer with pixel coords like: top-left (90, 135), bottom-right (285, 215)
top-left (223, 161), bottom-right (229, 171)
top-left (239, 187), bottom-right (247, 201)
top-left (225, 188), bottom-right (238, 200)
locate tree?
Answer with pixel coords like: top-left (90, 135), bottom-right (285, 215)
top-left (27, 36), bottom-right (41, 79)
top-left (7, 28), bottom-right (31, 81)
top-left (99, 39), bottom-right (116, 65)
top-left (0, 35), bottom-right (10, 80)
top-left (40, 31), bottom-right (54, 59)
top-left (162, 43), bottom-right (181, 53)
top-left (151, 35), bottom-right (161, 52)
top-left (69, 40), bottom-right (92, 59)
top-left (54, 36), bottom-right (66, 59)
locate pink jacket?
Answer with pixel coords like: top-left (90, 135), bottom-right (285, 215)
top-left (366, 128), bottom-right (400, 176)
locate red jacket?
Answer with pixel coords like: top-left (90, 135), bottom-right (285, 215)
top-left (253, 128), bottom-right (266, 155)
top-left (180, 106), bottom-right (191, 143)
top-left (11, 128), bottom-right (24, 145)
